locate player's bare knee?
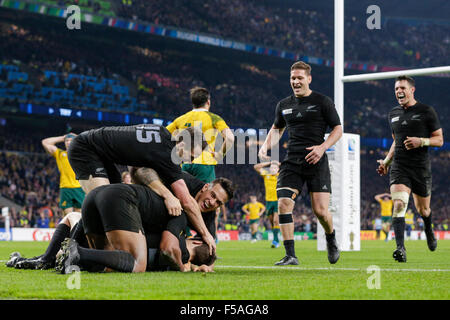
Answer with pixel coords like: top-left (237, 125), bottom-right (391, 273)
top-left (312, 205), bottom-right (328, 219)
top-left (417, 206), bottom-right (430, 217)
top-left (277, 192), bottom-right (296, 212)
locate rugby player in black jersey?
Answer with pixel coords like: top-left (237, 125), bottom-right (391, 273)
top-left (56, 172), bottom-right (234, 273)
top-left (259, 61), bottom-right (343, 265)
top-left (377, 76), bottom-right (443, 262)
top-left (68, 124), bottom-right (217, 254)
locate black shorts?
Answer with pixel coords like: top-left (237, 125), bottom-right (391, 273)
top-left (390, 162), bottom-right (432, 197)
top-left (68, 132), bottom-right (122, 183)
top-left (277, 154), bottom-right (331, 194)
top-left (82, 184), bottom-right (144, 235)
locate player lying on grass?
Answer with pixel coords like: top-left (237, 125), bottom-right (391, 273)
top-left (6, 171), bottom-right (234, 272)
top-left (56, 172), bottom-right (233, 273)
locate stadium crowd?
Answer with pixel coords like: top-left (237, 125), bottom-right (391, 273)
top-left (1, 10), bottom-right (449, 135)
top-left (0, 6), bottom-right (448, 235)
top-left (0, 120), bottom-right (447, 233)
top-left (117, 0), bottom-right (450, 68)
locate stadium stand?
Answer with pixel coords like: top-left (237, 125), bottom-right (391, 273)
top-left (0, 4), bottom-right (448, 235)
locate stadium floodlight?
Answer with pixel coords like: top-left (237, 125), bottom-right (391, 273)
top-left (318, 0), bottom-right (450, 253)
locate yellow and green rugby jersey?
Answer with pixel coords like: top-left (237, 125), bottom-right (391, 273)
top-left (242, 202), bottom-right (265, 220)
top-left (260, 169), bottom-right (278, 201)
top-left (166, 109), bottom-right (229, 165)
top-left (405, 212), bottom-right (414, 225)
top-left (377, 199), bottom-right (393, 217)
top-left (53, 148), bottom-right (81, 189)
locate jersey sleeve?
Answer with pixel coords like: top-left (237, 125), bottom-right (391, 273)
top-left (166, 119), bottom-right (178, 134)
top-left (426, 106), bottom-right (441, 133)
top-left (210, 112), bottom-right (229, 132)
top-left (52, 148), bottom-right (61, 159)
top-left (273, 101), bottom-right (286, 129)
top-left (321, 96), bottom-right (341, 128)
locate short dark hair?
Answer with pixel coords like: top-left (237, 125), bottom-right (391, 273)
top-left (175, 127), bottom-right (208, 151)
top-left (190, 87), bottom-right (210, 108)
top-left (396, 76), bottom-right (415, 87)
top-left (211, 177), bottom-right (235, 201)
top-left (190, 243), bottom-right (217, 266)
top-left (291, 61), bottom-right (312, 75)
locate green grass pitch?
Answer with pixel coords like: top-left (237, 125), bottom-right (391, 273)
top-left (0, 240), bottom-right (449, 300)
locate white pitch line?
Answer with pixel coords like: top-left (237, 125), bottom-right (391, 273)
top-left (215, 265), bottom-right (450, 272)
top-left (2, 260), bottom-right (448, 272)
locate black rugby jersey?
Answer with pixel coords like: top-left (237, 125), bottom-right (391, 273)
top-left (133, 172), bottom-right (206, 235)
top-left (84, 124), bottom-right (182, 185)
top-left (273, 91), bottom-right (341, 158)
top-left (389, 102), bottom-right (441, 167)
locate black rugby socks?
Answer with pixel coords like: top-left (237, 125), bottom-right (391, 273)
top-left (42, 223), bottom-right (70, 261)
top-left (283, 240), bottom-right (296, 257)
top-left (77, 247), bottom-right (136, 272)
top-left (392, 217), bottom-right (406, 249)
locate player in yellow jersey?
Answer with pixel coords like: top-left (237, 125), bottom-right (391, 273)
top-left (375, 193), bottom-right (393, 242)
top-left (242, 195), bottom-right (266, 243)
top-left (405, 209), bottom-right (415, 240)
top-left (167, 87), bottom-right (235, 240)
top-left (254, 160), bottom-right (281, 248)
top-left (42, 133), bottom-right (85, 215)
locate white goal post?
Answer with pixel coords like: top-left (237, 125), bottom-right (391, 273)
top-left (318, 0), bottom-right (450, 252)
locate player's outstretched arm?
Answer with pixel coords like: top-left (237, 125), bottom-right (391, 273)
top-left (171, 179), bottom-right (216, 255)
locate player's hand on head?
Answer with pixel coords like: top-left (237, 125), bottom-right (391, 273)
top-left (305, 145), bottom-right (325, 165)
top-left (203, 233), bottom-right (216, 256)
top-left (164, 195), bottom-right (182, 216)
top-left (403, 136), bottom-right (421, 150)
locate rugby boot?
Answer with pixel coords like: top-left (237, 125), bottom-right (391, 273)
top-left (274, 255), bottom-right (299, 266)
top-left (6, 252), bottom-right (24, 268)
top-left (424, 228), bottom-right (437, 252)
top-left (393, 246), bottom-right (407, 262)
top-left (326, 230), bottom-right (340, 264)
top-left (56, 238), bottom-right (80, 274)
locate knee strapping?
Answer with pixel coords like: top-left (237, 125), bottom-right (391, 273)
top-left (391, 191), bottom-right (409, 218)
top-left (279, 212), bottom-right (293, 225)
top-left (277, 188), bottom-right (297, 202)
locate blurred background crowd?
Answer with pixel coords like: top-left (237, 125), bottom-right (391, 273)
top-left (0, 0), bottom-right (448, 234)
